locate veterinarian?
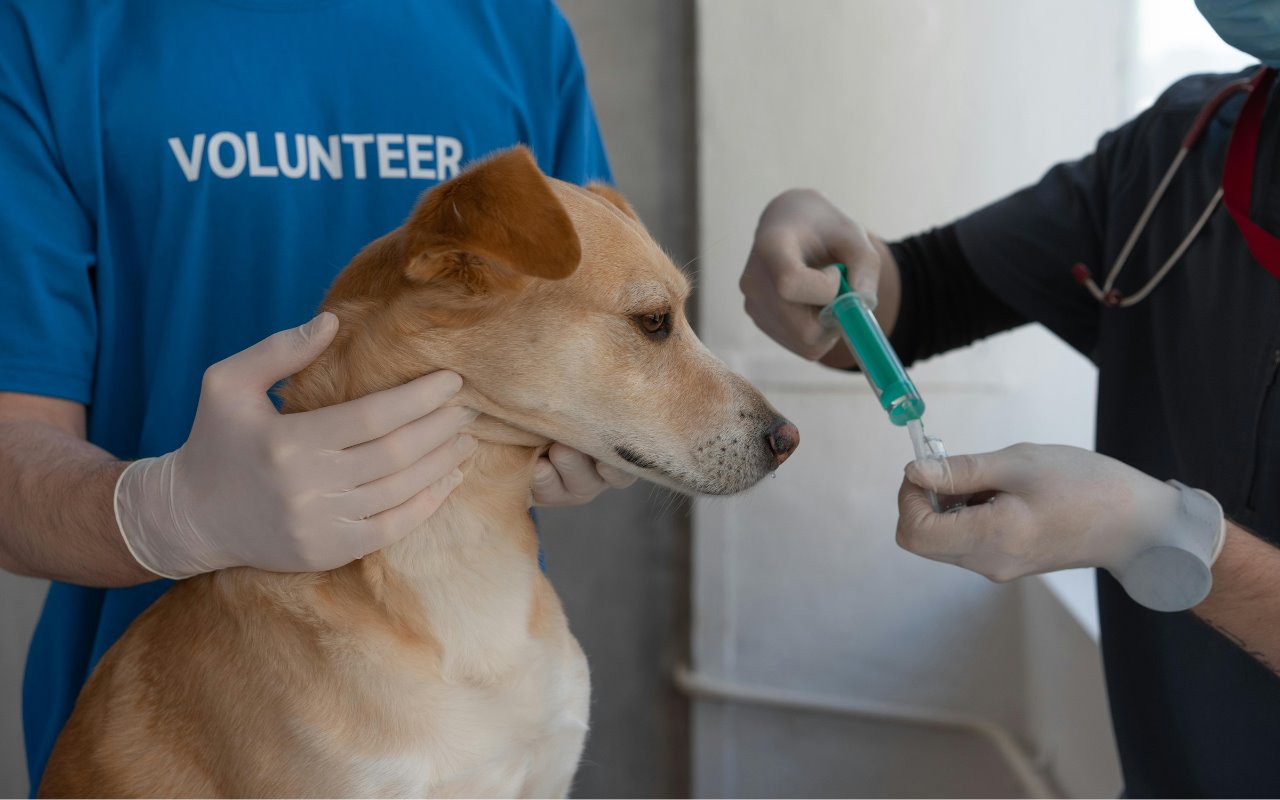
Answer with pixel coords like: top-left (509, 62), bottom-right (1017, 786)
top-left (740, 1), bottom-right (1280, 796)
top-left (0, 1), bottom-right (633, 791)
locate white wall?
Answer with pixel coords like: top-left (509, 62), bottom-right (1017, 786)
top-left (1128, 0), bottom-right (1255, 113)
top-left (693, 1), bottom-right (1130, 795)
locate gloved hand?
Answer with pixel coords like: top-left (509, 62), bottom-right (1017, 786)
top-left (531, 443), bottom-right (637, 507)
top-left (115, 312), bottom-right (478, 578)
top-left (897, 443), bottom-right (1227, 611)
top-left (740, 188), bottom-right (881, 361)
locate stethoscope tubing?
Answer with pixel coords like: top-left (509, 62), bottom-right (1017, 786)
top-left (1072, 71), bottom-right (1260, 308)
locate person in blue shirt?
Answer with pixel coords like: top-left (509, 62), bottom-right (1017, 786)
top-left (0, 1), bottom-right (634, 791)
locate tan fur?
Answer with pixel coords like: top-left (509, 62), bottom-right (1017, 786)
top-left (39, 147), bottom-right (794, 798)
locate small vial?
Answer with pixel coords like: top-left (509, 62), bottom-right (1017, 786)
top-left (907, 420), bottom-right (968, 513)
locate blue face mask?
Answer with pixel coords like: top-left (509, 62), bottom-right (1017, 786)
top-left (1196, 0), bottom-right (1280, 67)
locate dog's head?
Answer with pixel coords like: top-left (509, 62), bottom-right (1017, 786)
top-left (287, 146), bottom-right (796, 495)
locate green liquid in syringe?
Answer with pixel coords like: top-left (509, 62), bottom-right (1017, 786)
top-left (826, 279), bottom-right (925, 426)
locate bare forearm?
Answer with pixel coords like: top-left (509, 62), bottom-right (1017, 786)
top-left (1195, 521), bottom-right (1280, 677)
top-left (819, 236), bottom-right (901, 370)
top-left (0, 405), bottom-right (153, 587)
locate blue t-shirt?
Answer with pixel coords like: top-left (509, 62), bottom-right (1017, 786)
top-left (0, 0), bottom-right (610, 789)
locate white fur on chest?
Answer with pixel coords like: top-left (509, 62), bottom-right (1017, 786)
top-left (315, 500), bottom-right (591, 797)
top-left (332, 636), bottom-right (590, 798)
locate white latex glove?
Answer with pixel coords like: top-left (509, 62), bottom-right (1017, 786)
top-left (897, 443), bottom-right (1227, 611)
top-left (531, 442), bottom-right (637, 507)
top-left (115, 312), bottom-right (478, 578)
top-left (740, 188), bottom-right (880, 360)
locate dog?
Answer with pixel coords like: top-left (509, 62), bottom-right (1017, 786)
top-left (39, 146), bottom-right (798, 798)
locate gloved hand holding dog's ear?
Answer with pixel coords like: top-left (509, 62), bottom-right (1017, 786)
top-left (115, 313), bottom-right (478, 578)
top-left (897, 443), bottom-right (1227, 611)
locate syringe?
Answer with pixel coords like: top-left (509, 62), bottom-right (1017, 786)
top-left (820, 264), bottom-right (966, 513)
top-left (820, 265), bottom-right (925, 426)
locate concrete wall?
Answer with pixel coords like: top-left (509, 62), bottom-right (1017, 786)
top-left (692, 0), bottom-right (1128, 795)
top-left (1020, 580), bottom-right (1122, 798)
top-left (0, 574), bottom-right (44, 796)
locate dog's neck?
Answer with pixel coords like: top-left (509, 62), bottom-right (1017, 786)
top-left (276, 326), bottom-right (560, 682)
top-left (344, 435), bottom-right (551, 683)
top-left (378, 431), bottom-right (543, 581)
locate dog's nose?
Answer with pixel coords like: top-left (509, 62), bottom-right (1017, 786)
top-left (765, 417), bottom-right (799, 465)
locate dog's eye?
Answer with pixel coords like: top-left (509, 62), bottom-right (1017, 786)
top-left (635, 312), bottom-right (670, 340)
top-left (640, 313), bottom-right (666, 333)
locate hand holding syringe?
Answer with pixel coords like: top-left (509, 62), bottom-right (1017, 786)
top-left (819, 263), bottom-right (967, 512)
top-left (815, 263), bottom-right (1226, 612)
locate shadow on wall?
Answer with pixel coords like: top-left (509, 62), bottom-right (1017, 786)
top-left (0, 573), bottom-right (48, 796)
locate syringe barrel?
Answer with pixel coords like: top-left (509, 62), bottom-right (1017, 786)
top-left (828, 291), bottom-right (925, 426)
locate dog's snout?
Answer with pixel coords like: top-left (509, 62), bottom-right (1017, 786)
top-left (765, 417), bottom-right (799, 465)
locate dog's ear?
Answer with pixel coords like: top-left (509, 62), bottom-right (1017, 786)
top-left (403, 146), bottom-right (581, 284)
top-left (585, 182), bottom-right (640, 221)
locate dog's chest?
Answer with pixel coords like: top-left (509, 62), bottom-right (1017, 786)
top-left (316, 617), bottom-right (591, 797)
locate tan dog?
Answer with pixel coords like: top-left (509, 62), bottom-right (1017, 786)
top-left (39, 147), bottom-right (798, 798)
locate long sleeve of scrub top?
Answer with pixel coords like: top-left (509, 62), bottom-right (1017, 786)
top-left (885, 225), bottom-right (1028, 366)
top-left (887, 100), bottom-right (1150, 363)
top-left (882, 71), bottom-right (1234, 365)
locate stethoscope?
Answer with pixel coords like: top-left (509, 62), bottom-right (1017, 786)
top-left (1072, 66), bottom-right (1280, 308)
